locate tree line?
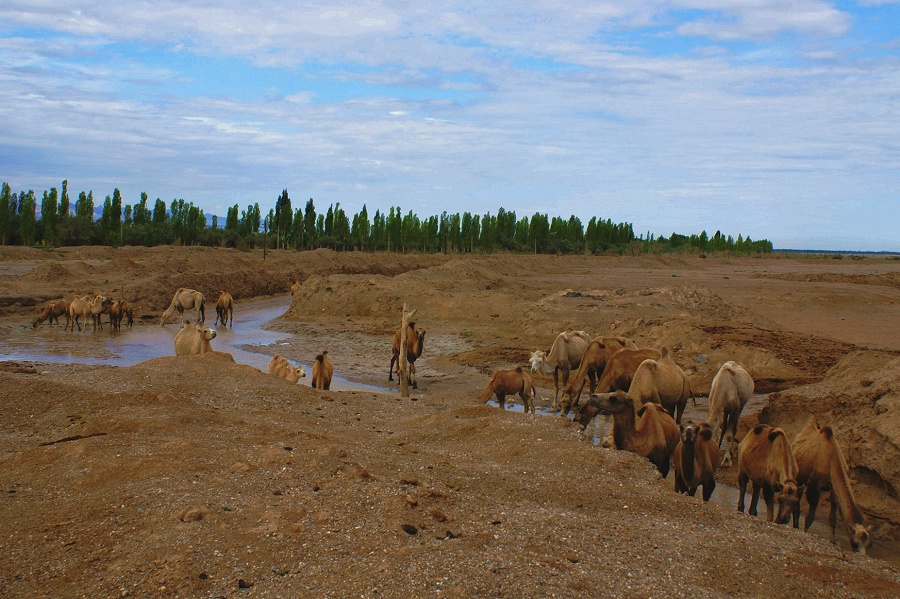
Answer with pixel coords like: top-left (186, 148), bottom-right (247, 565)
top-left (0, 181), bottom-right (773, 255)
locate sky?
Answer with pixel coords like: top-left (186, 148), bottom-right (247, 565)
top-left (1, 1), bottom-right (898, 251)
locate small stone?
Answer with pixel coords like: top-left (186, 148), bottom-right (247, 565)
top-left (401, 523), bottom-right (418, 535)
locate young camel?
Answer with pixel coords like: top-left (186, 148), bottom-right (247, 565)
top-left (674, 422), bottom-right (720, 502)
top-left (791, 418), bottom-right (872, 555)
top-left (312, 351), bottom-right (334, 390)
top-left (588, 391), bottom-right (680, 477)
top-left (737, 424), bottom-right (800, 524)
top-left (478, 367), bottom-right (536, 414)
top-left (557, 336), bottom-right (637, 416)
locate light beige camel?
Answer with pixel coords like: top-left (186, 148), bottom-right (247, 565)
top-left (312, 351), bottom-right (334, 390)
top-left (215, 291), bottom-right (234, 328)
top-left (67, 294), bottom-right (110, 332)
top-left (174, 322), bottom-right (217, 356)
top-left (478, 367), bottom-right (536, 414)
top-left (791, 418), bottom-right (872, 554)
top-left (33, 300), bottom-right (69, 329)
top-left (160, 288), bottom-right (205, 326)
top-left (737, 424), bottom-right (800, 524)
top-left (558, 336), bottom-right (637, 415)
top-left (388, 322), bottom-right (426, 389)
top-left (571, 347), bottom-right (662, 428)
top-left (268, 354), bottom-right (306, 383)
top-left (289, 279), bottom-right (300, 296)
top-left (529, 330), bottom-right (592, 410)
top-left (707, 361), bottom-right (754, 467)
top-left (588, 391), bottom-right (680, 477)
top-left (674, 422), bottom-right (720, 501)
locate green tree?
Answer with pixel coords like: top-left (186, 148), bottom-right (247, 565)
top-left (40, 188), bottom-right (58, 245)
top-left (303, 198), bottom-right (317, 249)
top-left (0, 182), bottom-right (11, 245)
top-left (274, 189), bottom-right (292, 249)
top-left (19, 190), bottom-right (37, 246)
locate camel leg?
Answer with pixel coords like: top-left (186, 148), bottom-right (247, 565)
top-left (804, 486), bottom-right (820, 533)
top-left (737, 473), bottom-right (749, 513)
top-left (674, 399), bottom-right (686, 425)
top-left (701, 478), bottom-right (716, 502)
top-left (792, 486), bottom-right (805, 529)
top-left (762, 485), bottom-right (775, 522)
top-left (749, 483), bottom-right (763, 517)
top-left (410, 363), bottom-right (417, 389)
top-left (388, 354), bottom-right (397, 381)
top-left (587, 372), bottom-right (597, 395)
top-left (496, 393), bottom-right (506, 410)
top-left (828, 495), bottom-right (838, 545)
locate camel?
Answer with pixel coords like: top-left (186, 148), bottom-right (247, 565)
top-left (174, 322), bottom-right (217, 356)
top-left (588, 391), bottom-right (680, 477)
top-left (289, 279), bottom-right (300, 296)
top-left (388, 322), bottom-right (426, 389)
top-left (529, 330), bottom-right (592, 410)
top-left (737, 424), bottom-right (800, 524)
top-left (107, 300), bottom-right (133, 331)
top-left (623, 348), bottom-right (693, 424)
top-left (558, 336), bottom-right (638, 416)
top-left (67, 294), bottom-right (110, 332)
top-left (478, 367), bottom-right (536, 414)
top-left (791, 418), bottom-right (872, 554)
top-left (268, 354), bottom-right (306, 384)
top-left (33, 300), bottom-right (69, 329)
top-left (311, 351), bottom-right (334, 390)
top-left (674, 422), bottom-right (720, 501)
top-left (571, 347), bottom-right (662, 428)
top-left (707, 361), bottom-right (754, 467)
top-left (215, 291), bottom-right (234, 328)
top-left (160, 288), bottom-right (205, 326)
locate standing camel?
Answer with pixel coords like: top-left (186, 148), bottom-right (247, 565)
top-left (160, 288), bottom-right (205, 326)
top-left (388, 322), bottom-right (425, 389)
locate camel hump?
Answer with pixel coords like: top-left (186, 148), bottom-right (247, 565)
top-left (315, 351), bottom-right (328, 363)
top-left (407, 321), bottom-right (416, 329)
top-left (768, 428), bottom-right (786, 443)
top-left (821, 425), bottom-right (834, 440)
top-left (515, 366), bottom-right (523, 373)
top-left (698, 426), bottom-right (713, 441)
top-left (752, 424), bottom-right (766, 436)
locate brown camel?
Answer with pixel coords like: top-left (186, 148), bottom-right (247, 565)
top-left (558, 336), bottom-right (637, 415)
top-left (33, 300), bottom-right (69, 329)
top-left (478, 367), bottom-right (536, 414)
top-left (791, 418), bottom-right (872, 554)
top-left (388, 322), bottom-right (426, 389)
top-left (215, 291), bottom-right (234, 328)
top-left (625, 348), bottom-right (693, 424)
top-left (737, 424), bottom-right (800, 524)
top-left (588, 391), bottom-right (680, 477)
top-left (571, 347), bottom-right (662, 428)
top-left (312, 351), bottom-right (334, 390)
top-left (674, 422), bottom-right (720, 502)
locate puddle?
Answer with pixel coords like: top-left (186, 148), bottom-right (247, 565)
top-left (2, 296), bottom-right (390, 393)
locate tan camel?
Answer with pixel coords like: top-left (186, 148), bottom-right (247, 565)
top-left (312, 351), bottom-right (334, 390)
top-left (625, 348), bottom-right (694, 424)
top-left (674, 422), bottom-right (720, 502)
top-left (791, 418), bottom-right (872, 554)
top-left (737, 424), bottom-right (800, 524)
top-left (478, 367), bottom-right (536, 414)
top-left (107, 300), bottom-right (133, 331)
top-left (558, 336), bottom-right (637, 415)
top-left (67, 294), bottom-right (110, 332)
top-left (388, 322), bottom-right (426, 389)
top-left (160, 288), bottom-right (205, 326)
top-left (215, 291), bottom-right (234, 328)
top-left (529, 330), bottom-right (592, 410)
top-left (174, 322), bottom-right (217, 356)
top-left (289, 279), bottom-right (301, 296)
top-left (707, 361), bottom-right (754, 467)
top-left (571, 347), bottom-right (662, 428)
top-left (33, 300), bottom-right (69, 329)
top-left (268, 354), bottom-right (306, 384)
top-left (588, 391), bottom-right (680, 477)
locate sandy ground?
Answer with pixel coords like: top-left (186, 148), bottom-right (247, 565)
top-left (1, 245), bottom-right (899, 598)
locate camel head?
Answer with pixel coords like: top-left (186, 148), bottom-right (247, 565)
top-left (528, 350), bottom-right (551, 375)
top-left (197, 324), bottom-right (217, 341)
top-left (558, 392), bottom-right (577, 416)
top-left (294, 365), bottom-right (307, 379)
top-left (589, 390), bottom-right (633, 416)
top-left (572, 399), bottom-right (602, 430)
top-left (773, 480), bottom-right (800, 525)
top-left (849, 524), bottom-right (873, 555)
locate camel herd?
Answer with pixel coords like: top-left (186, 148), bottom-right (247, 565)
top-left (504, 330), bottom-right (873, 555)
top-left (32, 295), bottom-right (134, 332)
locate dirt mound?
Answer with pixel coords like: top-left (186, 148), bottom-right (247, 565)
top-left (760, 351), bottom-right (900, 539)
top-left (19, 261), bottom-right (72, 283)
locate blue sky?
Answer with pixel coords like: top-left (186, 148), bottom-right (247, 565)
top-left (1, 1), bottom-right (898, 251)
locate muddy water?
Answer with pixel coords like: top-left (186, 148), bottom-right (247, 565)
top-left (2, 296), bottom-right (389, 393)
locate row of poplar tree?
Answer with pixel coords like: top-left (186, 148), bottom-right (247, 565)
top-left (0, 182), bottom-right (772, 255)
